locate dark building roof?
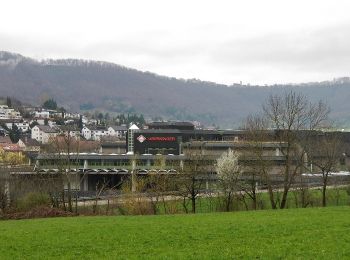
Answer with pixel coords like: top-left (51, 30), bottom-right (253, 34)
top-left (136, 129), bottom-right (183, 134)
top-left (147, 121), bottom-right (195, 131)
top-left (37, 125), bottom-right (60, 133)
top-left (101, 141), bottom-right (127, 148)
top-left (0, 119), bottom-right (22, 124)
top-left (84, 125), bottom-right (108, 131)
top-left (184, 141), bottom-right (288, 149)
top-left (0, 136), bottom-right (12, 144)
top-left (57, 125), bottom-right (80, 132)
top-left (20, 137), bottom-right (40, 147)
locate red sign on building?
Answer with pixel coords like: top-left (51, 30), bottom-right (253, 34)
top-left (148, 136), bottom-right (176, 142)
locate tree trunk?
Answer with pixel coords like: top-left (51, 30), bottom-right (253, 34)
top-left (162, 197), bottom-right (167, 214)
top-left (267, 184), bottom-right (277, 209)
top-left (106, 199), bottom-right (110, 214)
top-left (61, 190), bottom-right (66, 211)
top-left (225, 192), bottom-right (232, 212)
top-left (67, 181), bottom-right (73, 212)
top-left (191, 196), bottom-right (196, 214)
top-left (191, 177), bottom-right (196, 213)
top-left (251, 182), bottom-right (257, 210)
top-left (252, 195), bottom-right (257, 210)
top-left (322, 183), bottom-right (327, 207)
top-left (280, 153), bottom-right (290, 209)
top-left (182, 197), bottom-right (188, 213)
top-left (280, 187), bottom-right (289, 209)
top-left (75, 194), bottom-right (78, 214)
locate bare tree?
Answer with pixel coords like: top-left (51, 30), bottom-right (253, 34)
top-left (45, 129), bottom-right (81, 212)
top-left (306, 132), bottom-right (343, 207)
top-left (177, 145), bottom-right (212, 213)
top-left (144, 171), bottom-right (174, 215)
top-left (92, 177), bottom-right (110, 214)
top-left (242, 114), bottom-right (277, 209)
top-left (262, 91), bottom-right (329, 209)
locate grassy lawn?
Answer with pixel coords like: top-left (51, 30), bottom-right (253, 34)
top-left (0, 206), bottom-right (350, 259)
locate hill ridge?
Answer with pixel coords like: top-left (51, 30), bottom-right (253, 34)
top-left (0, 51), bottom-right (349, 127)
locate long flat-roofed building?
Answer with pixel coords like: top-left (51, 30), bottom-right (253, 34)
top-left (12, 122), bottom-right (350, 195)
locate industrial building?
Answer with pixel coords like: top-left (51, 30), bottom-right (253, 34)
top-left (11, 122), bottom-right (350, 195)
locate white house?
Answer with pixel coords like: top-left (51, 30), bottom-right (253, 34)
top-left (64, 112), bottom-right (81, 119)
top-left (5, 121), bottom-right (30, 132)
top-left (82, 126), bottom-right (108, 141)
top-left (48, 121), bottom-right (57, 127)
top-left (31, 125), bottom-right (60, 144)
top-left (107, 125), bottom-right (127, 138)
top-left (58, 126), bottom-right (81, 139)
top-left (0, 105), bottom-right (22, 120)
top-left (81, 126), bottom-right (92, 140)
top-left (34, 111), bottom-right (50, 118)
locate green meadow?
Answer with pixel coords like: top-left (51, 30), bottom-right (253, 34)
top-left (1, 206), bottom-right (349, 259)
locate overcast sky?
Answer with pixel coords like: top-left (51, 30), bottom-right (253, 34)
top-left (1, 0), bottom-right (350, 85)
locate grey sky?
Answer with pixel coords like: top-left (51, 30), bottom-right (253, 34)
top-left (1, 0), bottom-right (350, 85)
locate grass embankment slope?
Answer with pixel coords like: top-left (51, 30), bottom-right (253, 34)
top-left (1, 207), bottom-right (349, 259)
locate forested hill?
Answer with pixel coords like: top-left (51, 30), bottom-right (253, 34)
top-left (0, 51), bottom-right (350, 127)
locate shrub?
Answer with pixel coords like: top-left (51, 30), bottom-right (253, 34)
top-left (121, 195), bottom-right (155, 215)
top-left (17, 192), bottom-right (51, 211)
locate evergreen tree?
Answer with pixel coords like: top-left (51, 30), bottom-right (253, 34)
top-left (6, 97), bottom-right (12, 108)
top-left (9, 123), bottom-right (20, 143)
top-left (58, 107), bottom-right (66, 118)
top-left (78, 115), bottom-right (84, 130)
top-left (42, 98), bottom-right (58, 110)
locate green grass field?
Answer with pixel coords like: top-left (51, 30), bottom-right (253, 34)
top-left (1, 206), bottom-right (350, 259)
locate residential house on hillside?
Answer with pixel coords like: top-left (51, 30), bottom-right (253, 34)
top-left (81, 126), bottom-right (92, 140)
top-left (0, 136), bottom-right (23, 158)
top-left (31, 125), bottom-right (59, 144)
top-left (0, 136), bottom-right (12, 145)
top-left (0, 105), bottom-right (22, 120)
top-left (57, 125), bottom-right (81, 139)
top-left (34, 110), bottom-right (50, 118)
top-left (30, 119), bottom-right (45, 126)
top-left (107, 125), bottom-right (127, 138)
top-left (82, 126), bottom-right (108, 141)
top-left (29, 118), bottom-right (57, 126)
top-left (48, 121), bottom-right (57, 127)
top-left (0, 143), bottom-right (23, 154)
top-left (5, 121), bottom-right (30, 132)
top-left (17, 137), bottom-right (41, 152)
top-left (82, 125), bottom-right (128, 141)
top-left (64, 112), bottom-right (81, 119)
top-left (0, 126), bottom-right (8, 136)
top-left (50, 111), bottom-right (64, 118)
